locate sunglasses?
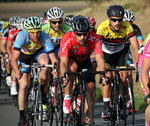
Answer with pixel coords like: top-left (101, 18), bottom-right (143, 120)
top-left (27, 29), bottom-right (41, 34)
top-left (50, 20), bottom-right (63, 24)
top-left (74, 32), bottom-right (88, 37)
top-left (110, 18), bottom-right (123, 22)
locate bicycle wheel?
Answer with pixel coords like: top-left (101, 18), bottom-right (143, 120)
top-left (108, 81), bottom-right (127, 126)
top-left (47, 78), bottom-right (63, 126)
top-left (126, 80), bottom-right (135, 126)
top-left (70, 89), bottom-right (80, 126)
top-left (32, 85), bottom-right (43, 126)
top-left (118, 85), bottom-right (127, 126)
top-left (25, 87), bottom-right (34, 126)
top-left (80, 91), bottom-right (93, 126)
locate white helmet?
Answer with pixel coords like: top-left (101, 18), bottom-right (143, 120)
top-left (9, 16), bottom-right (21, 27)
top-left (47, 7), bottom-right (64, 20)
top-left (17, 18), bottom-right (26, 31)
top-left (123, 10), bottom-right (135, 22)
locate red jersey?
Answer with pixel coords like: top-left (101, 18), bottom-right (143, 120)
top-left (7, 28), bottom-right (19, 44)
top-left (60, 31), bottom-right (103, 63)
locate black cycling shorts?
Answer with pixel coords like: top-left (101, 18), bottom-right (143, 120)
top-left (76, 56), bottom-right (95, 83)
top-left (104, 50), bottom-right (127, 68)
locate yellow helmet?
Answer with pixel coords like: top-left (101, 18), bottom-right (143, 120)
top-left (3, 21), bottom-right (10, 29)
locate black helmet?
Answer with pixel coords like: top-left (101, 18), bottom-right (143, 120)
top-left (64, 14), bottom-right (75, 25)
top-left (42, 12), bottom-right (47, 20)
top-left (107, 5), bottom-right (124, 18)
top-left (71, 15), bottom-right (90, 33)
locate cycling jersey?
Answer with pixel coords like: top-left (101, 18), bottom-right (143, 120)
top-left (143, 38), bottom-right (150, 59)
top-left (14, 29), bottom-right (54, 55)
top-left (7, 28), bottom-right (18, 43)
top-left (96, 20), bottom-right (135, 54)
top-left (60, 31), bottom-right (103, 63)
top-left (42, 22), bottom-right (72, 48)
top-left (124, 23), bottom-right (144, 53)
top-left (2, 26), bottom-right (12, 40)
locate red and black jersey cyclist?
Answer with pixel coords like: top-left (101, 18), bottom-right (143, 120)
top-left (88, 17), bottom-right (97, 33)
top-left (1, 16), bottom-right (20, 87)
top-left (60, 15), bottom-right (106, 124)
top-left (7, 18), bottom-right (26, 97)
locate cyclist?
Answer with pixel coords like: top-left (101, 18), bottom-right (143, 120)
top-left (7, 18), bottom-right (26, 106)
top-left (64, 14), bottom-right (75, 26)
top-left (41, 11), bottom-right (48, 25)
top-left (88, 17), bottom-right (97, 70)
top-left (96, 5), bottom-right (139, 118)
top-left (141, 34), bottom-right (150, 126)
top-left (1, 16), bottom-right (20, 87)
top-left (60, 15), bottom-right (106, 124)
top-left (11, 16), bottom-right (58, 126)
top-left (0, 21), bottom-right (5, 66)
top-left (87, 17), bottom-right (97, 33)
top-left (42, 7), bottom-right (72, 60)
top-left (123, 9), bottom-right (144, 109)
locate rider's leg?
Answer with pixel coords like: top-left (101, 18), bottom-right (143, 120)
top-left (18, 73), bottom-right (28, 123)
top-left (86, 82), bottom-right (95, 121)
top-left (120, 71), bottom-right (128, 97)
top-left (145, 105), bottom-right (150, 126)
top-left (63, 59), bottom-right (78, 114)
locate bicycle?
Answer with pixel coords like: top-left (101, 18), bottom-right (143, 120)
top-left (105, 66), bottom-right (138, 126)
top-left (19, 63), bottom-right (54, 126)
top-left (64, 69), bottom-right (104, 126)
top-left (0, 53), bottom-right (10, 96)
top-left (46, 63), bottom-right (64, 126)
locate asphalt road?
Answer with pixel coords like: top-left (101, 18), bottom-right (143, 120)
top-left (0, 84), bottom-right (145, 126)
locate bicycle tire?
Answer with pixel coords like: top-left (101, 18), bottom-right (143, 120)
top-left (70, 89), bottom-right (80, 126)
top-left (108, 80), bottom-right (127, 126)
top-left (118, 85), bottom-right (126, 126)
top-left (25, 87), bottom-right (34, 126)
top-left (47, 78), bottom-right (63, 126)
top-left (32, 85), bottom-right (43, 126)
top-left (80, 91), bottom-right (93, 126)
top-left (126, 81), bottom-right (135, 126)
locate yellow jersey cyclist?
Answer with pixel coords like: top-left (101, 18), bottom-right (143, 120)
top-left (96, 5), bottom-right (139, 119)
top-left (42, 7), bottom-right (72, 60)
top-left (11, 16), bottom-right (58, 126)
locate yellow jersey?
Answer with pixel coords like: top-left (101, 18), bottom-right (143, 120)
top-left (96, 20), bottom-right (135, 54)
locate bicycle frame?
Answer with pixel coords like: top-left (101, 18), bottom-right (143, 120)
top-left (64, 69), bottom-right (104, 126)
top-left (105, 66), bottom-right (136, 126)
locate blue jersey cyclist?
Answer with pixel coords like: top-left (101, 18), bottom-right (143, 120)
top-left (42, 7), bottom-right (72, 59)
top-left (11, 16), bottom-right (58, 126)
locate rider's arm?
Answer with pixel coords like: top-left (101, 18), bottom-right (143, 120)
top-left (6, 40), bottom-right (13, 61)
top-left (129, 35), bottom-right (139, 66)
top-left (11, 49), bottom-right (21, 79)
top-left (48, 52), bottom-right (58, 66)
top-left (141, 57), bottom-right (150, 94)
top-left (60, 57), bottom-right (68, 77)
top-left (1, 38), bottom-right (7, 54)
top-left (137, 38), bottom-right (144, 46)
top-left (95, 54), bottom-right (105, 72)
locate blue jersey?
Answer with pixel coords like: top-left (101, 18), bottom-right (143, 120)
top-left (14, 29), bottom-right (54, 55)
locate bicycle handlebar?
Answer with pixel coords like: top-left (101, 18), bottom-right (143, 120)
top-left (18, 63), bottom-right (55, 75)
top-left (64, 69), bottom-right (105, 76)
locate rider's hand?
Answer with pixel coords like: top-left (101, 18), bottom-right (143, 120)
top-left (61, 76), bottom-right (69, 87)
top-left (16, 70), bottom-right (23, 80)
top-left (51, 69), bottom-right (59, 78)
top-left (147, 98), bottom-right (150, 104)
top-left (134, 62), bottom-right (138, 71)
top-left (99, 76), bottom-right (110, 86)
